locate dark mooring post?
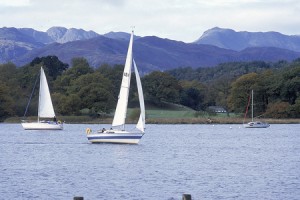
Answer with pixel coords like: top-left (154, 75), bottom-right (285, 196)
top-left (73, 197), bottom-right (84, 200)
top-left (182, 194), bottom-right (192, 200)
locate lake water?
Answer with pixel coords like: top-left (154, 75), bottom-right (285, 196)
top-left (0, 123), bottom-right (299, 200)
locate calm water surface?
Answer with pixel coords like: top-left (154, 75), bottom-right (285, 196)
top-left (0, 123), bottom-right (299, 200)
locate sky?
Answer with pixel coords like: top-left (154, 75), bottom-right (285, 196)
top-left (0, 0), bottom-right (299, 42)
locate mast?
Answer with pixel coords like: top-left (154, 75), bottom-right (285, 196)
top-left (243, 92), bottom-right (251, 124)
top-left (38, 68), bottom-right (43, 123)
top-left (251, 90), bottom-right (254, 122)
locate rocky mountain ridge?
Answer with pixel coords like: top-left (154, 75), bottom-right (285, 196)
top-left (1, 26), bottom-right (300, 72)
top-left (195, 27), bottom-right (300, 52)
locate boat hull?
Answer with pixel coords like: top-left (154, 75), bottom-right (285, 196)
top-left (21, 122), bottom-right (63, 130)
top-left (87, 130), bottom-right (144, 144)
top-left (244, 121), bottom-right (270, 128)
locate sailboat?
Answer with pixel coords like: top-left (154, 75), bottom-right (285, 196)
top-left (86, 30), bottom-right (145, 144)
top-left (243, 90), bottom-right (270, 128)
top-left (21, 67), bottom-right (63, 130)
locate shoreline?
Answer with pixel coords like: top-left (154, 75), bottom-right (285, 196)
top-left (3, 117), bottom-right (300, 124)
top-left (146, 118), bottom-right (300, 124)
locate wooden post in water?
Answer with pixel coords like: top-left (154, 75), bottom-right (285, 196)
top-left (182, 194), bottom-right (191, 200)
top-left (73, 197), bottom-right (84, 200)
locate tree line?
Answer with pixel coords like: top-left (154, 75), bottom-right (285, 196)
top-left (0, 56), bottom-right (299, 121)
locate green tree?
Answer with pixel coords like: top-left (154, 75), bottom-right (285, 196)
top-left (52, 93), bottom-right (81, 115)
top-left (290, 97), bottom-right (300, 118)
top-left (143, 71), bottom-right (181, 106)
top-left (253, 70), bottom-right (274, 113)
top-left (30, 55), bottom-right (69, 79)
top-left (280, 65), bottom-right (300, 104)
top-left (0, 62), bottom-right (18, 84)
top-left (179, 80), bottom-right (205, 110)
top-left (68, 72), bottom-right (114, 114)
top-left (206, 76), bottom-right (233, 115)
top-left (265, 102), bottom-right (291, 118)
top-left (228, 72), bottom-right (259, 113)
top-left (54, 57), bottom-right (93, 93)
top-left (0, 82), bottom-right (14, 120)
top-left (0, 63), bottom-right (27, 116)
top-left (96, 64), bottom-right (124, 99)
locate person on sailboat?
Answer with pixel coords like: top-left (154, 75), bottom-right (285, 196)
top-left (101, 128), bottom-right (106, 133)
top-left (53, 116), bottom-right (57, 123)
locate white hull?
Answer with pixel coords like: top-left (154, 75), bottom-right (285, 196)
top-left (87, 130), bottom-right (143, 144)
top-left (244, 121), bottom-right (270, 128)
top-left (21, 122), bottom-right (63, 130)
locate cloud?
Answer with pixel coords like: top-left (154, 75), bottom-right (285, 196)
top-left (0, 0), bottom-right (31, 7)
top-left (0, 0), bottom-right (299, 42)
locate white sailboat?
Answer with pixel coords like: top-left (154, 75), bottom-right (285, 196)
top-left (86, 31), bottom-right (145, 144)
top-left (21, 67), bottom-right (63, 130)
top-left (243, 90), bottom-right (270, 128)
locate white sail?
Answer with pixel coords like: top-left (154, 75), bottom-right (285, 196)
top-left (38, 67), bottom-right (55, 118)
top-left (133, 59), bottom-right (145, 132)
top-left (112, 31), bottom-right (134, 128)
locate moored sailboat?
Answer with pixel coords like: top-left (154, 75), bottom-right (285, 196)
top-left (243, 90), bottom-right (270, 128)
top-left (21, 67), bottom-right (63, 130)
top-left (86, 30), bottom-right (145, 144)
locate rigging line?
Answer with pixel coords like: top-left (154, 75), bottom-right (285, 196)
top-left (23, 72), bottom-right (40, 117)
top-left (243, 92), bottom-right (251, 123)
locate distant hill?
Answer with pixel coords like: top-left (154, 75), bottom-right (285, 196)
top-left (1, 26), bottom-right (300, 72)
top-left (12, 35), bottom-right (300, 73)
top-left (13, 36), bottom-right (131, 70)
top-left (0, 26), bottom-right (100, 64)
top-left (0, 27), bottom-right (45, 63)
top-left (18, 26), bottom-right (100, 44)
top-left (194, 27), bottom-right (300, 52)
top-left (104, 31), bottom-right (130, 40)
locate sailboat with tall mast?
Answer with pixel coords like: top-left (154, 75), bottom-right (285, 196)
top-left (243, 90), bottom-right (270, 128)
top-left (21, 67), bottom-right (63, 130)
top-left (86, 30), bottom-right (145, 144)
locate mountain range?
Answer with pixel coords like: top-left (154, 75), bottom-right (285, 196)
top-left (195, 27), bottom-right (300, 52)
top-left (1, 26), bottom-right (300, 72)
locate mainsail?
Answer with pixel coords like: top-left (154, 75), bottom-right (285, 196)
top-left (112, 31), bottom-right (134, 128)
top-left (38, 67), bottom-right (55, 119)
